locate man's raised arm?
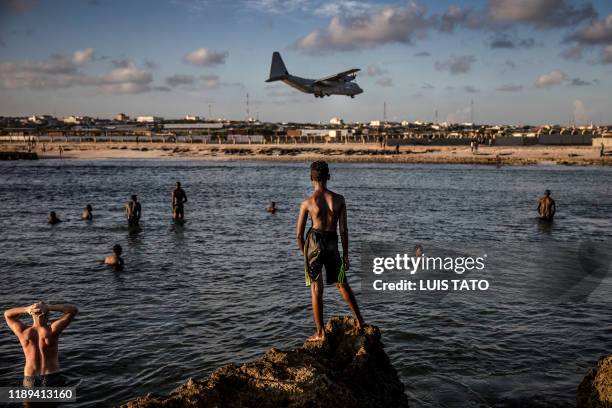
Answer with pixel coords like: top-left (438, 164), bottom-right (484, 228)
top-left (4, 305), bottom-right (30, 336)
top-left (296, 201), bottom-right (308, 253)
top-left (48, 304), bottom-right (78, 336)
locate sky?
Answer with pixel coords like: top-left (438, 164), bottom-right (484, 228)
top-left (1, 0), bottom-right (611, 125)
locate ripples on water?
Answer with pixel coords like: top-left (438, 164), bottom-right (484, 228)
top-left (0, 160), bottom-right (611, 407)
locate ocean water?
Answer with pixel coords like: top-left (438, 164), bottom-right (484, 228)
top-left (0, 160), bottom-right (610, 407)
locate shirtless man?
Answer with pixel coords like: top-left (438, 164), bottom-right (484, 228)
top-left (48, 211), bottom-right (61, 225)
top-left (104, 244), bottom-right (124, 269)
top-left (538, 189), bottom-right (556, 221)
top-left (297, 161), bottom-right (365, 341)
top-left (4, 301), bottom-right (78, 387)
top-left (82, 204), bottom-right (93, 221)
top-left (126, 195), bottom-right (141, 227)
top-left (172, 182), bottom-right (187, 221)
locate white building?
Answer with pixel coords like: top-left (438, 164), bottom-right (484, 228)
top-left (329, 129), bottom-right (350, 138)
top-left (63, 115), bottom-right (81, 124)
top-left (329, 117), bottom-right (344, 125)
top-left (136, 116), bottom-right (163, 123)
top-left (184, 115), bottom-right (200, 121)
top-left (115, 113), bottom-right (129, 122)
top-left (369, 120), bottom-right (382, 127)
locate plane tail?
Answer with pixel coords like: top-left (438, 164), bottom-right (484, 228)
top-left (266, 52), bottom-right (289, 82)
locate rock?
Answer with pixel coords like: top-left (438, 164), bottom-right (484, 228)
top-left (122, 316), bottom-right (408, 408)
top-left (577, 355), bottom-right (612, 408)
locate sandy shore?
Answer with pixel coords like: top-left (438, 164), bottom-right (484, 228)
top-left (2, 142), bottom-right (611, 166)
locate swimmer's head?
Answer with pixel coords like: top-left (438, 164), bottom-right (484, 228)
top-left (49, 211), bottom-right (57, 221)
top-left (86, 204), bottom-right (92, 212)
top-left (131, 194), bottom-right (137, 201)
top-left (310, 161), bottom-right (330, 182)
top-left (176, 181), bottom-right (181, 188)
top-left (113, 244), bottom-right (122, 256)
top-left (545, 189), bottom-right (551, 196)
top-left (414, 244), bottom-right (424, 257)
top-left (271, 201), bottom-right (276, 207)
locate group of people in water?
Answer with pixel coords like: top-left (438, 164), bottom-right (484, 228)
top-left (6, 160), bottom-right (558, 390)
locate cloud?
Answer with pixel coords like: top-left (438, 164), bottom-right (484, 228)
top-left (434, 55), bottom-right (476, 74)
top-left (153, 85), bottom-right (171, 92)
top-left (246, 0), bottom-right (309, 14)
top-left (144, 59), bottom-right (158, 70)
top-left (437, 5), bottom-right (470, 33)
top-left (421, 83), bottom-right (434, 90)
top-left (489, 34), bottom-right (536, 49)
top-left (375, 77), bottom-right (392, 87)
top-left (165, 74), bottom-right (196, 87)
top-left (560, 45), bottom-right (584, 61)
top-left (565, 14), bottom-right (612, 45)
top-left (200, 74), bottom-right (221, 88)
top-left (486, 0), bottom-right (596, 29)
top-left (534, 69), bottom-right (567, 88)
top-left (464, 85), bottom-right (479, 93)
top-left (414, 51), bottom-right (430, 57)
top-left (111, 59), bottom-right (131, 68)
top-left (183, 48), bottom-right (228, 66)
top-left (313, 0), bottom-right (374, 17)
top-left (0, 0), bottom-right (38, 13)
top-left (0, 52), bottom-right (153, 94)
top-left (569, 77), bottom-right (591, 86)
top-left (497, 84), bottom-right (523, 91)
top-left (365, 64), bottom-right (387, 76)
top-left (293, 2), bottom-right (428, 52)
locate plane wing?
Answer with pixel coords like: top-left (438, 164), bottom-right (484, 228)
top-left (313, 68), bottom-right (360, 85)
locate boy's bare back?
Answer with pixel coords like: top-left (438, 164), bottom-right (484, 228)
top-left (302, 189), bottom-right (345, 232)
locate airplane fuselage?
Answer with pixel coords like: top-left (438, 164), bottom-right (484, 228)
top-left (282, 74), bottom-right (363, 98)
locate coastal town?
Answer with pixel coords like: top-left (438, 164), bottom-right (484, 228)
top-left (1, 113), bottom-right (610, 147)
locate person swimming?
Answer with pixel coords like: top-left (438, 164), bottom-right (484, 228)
top-left (266, 201), bottom-right (277, 214)
top-left (172, 182), bottom-right (188, 221)
top-left (537, 189), bottom-right (556, 221)
top-left (82, 204), bottom-right (93, 221)
top-left (4, 301), bottom-right (78, 388)
top-left (48, 211), bottom-right (61, 224)
top-left (296, 161), bottom-right (365, 342)
top-left (126, 195), bottom-right (141, 227)
top-left (104, 244), bottom-right (124, 269)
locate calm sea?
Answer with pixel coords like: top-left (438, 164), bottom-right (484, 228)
top-left (0, 160), bottom-right (610, 407)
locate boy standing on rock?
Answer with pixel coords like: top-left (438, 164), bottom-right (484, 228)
top-left (296, 161), bottom-right (365, 341)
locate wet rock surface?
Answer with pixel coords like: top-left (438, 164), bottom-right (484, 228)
top-left (578, 355), bottom-right (612, 408)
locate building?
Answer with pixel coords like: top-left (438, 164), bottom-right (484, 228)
top-left (136, 116), bottom-right (163, 123)
top-left (369, 120), bottom-right (382, 127)
top-left (329, 117), bottom-right (344, 125)
top-left (63, 115), bottom-right (81, 124)
top-left (115, 113), bottom-right (129, 122)
top-left (184, 115), bottom-right (200, 121)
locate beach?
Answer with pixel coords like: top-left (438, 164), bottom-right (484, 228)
top-left (1, 142), bottom-right (610, 165)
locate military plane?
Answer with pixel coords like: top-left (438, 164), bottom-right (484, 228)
top-left (265, 52), bottom-right (363, 98)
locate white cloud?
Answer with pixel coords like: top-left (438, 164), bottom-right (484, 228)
top-left (601, 45), bottom-right (612, 64)
top-left (183, 48), bottom-right (228, 66)
top-left (72, 48), bottom-right (94, 65)
top-left (572, 99), bottom-right (589, 124)
top-left (534, 69), bottom-right (567, 88)
top-left (486, 0), bottom-right (596, 28)
top-left (293, 2), bottom-right (428, 52)
top-left (565, 14), bottom-right (612, 45)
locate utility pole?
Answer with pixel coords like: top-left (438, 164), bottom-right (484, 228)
top-left (435, 109), bottom-right (438, 124)
top-left (470, 99), bottom-right (474, 124)
top-left (383, 101), bottom-right (387, 123)
top-left (208, 103), bottom-right (212, 120)
top-left (246, 93), bottom-right (250, 121)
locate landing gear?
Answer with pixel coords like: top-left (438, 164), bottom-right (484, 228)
top-left (350, 95), bottom-right (355, 99)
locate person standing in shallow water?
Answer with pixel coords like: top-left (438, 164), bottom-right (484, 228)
top-left (538, 189), bottom-right (556, 221)
top-left (82, 204), bottom-right (93, 220)
top-left (296, 161), bottom-right (365, 342)
top-left (172, 182), bottom-right (187, 221)
top-left (126, 195), bottom-right (141, 227)
top-left (4, 301), bottom-right (78, 388)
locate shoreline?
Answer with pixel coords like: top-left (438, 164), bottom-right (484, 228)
top-left (2, 143), bottom-right (611, 166)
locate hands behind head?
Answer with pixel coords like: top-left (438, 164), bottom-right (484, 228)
top-left (28, 301), bottom-right (48, 316)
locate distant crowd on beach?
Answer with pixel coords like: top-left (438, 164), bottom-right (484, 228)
top-left (4, 160), bottom-right (558, 392)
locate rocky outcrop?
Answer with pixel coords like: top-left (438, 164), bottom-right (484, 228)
top-left (122, 316), bottom-right (408, 408)
top-left (578, 355), bottom-right (612, 408)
